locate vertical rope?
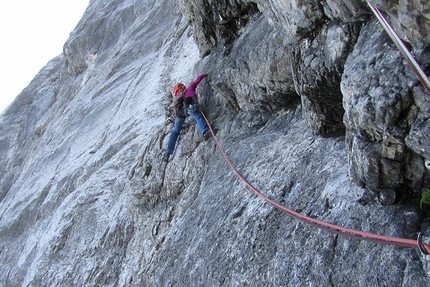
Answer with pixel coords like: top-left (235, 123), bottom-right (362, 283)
top-left (367, 1), bottom-right (430, 94)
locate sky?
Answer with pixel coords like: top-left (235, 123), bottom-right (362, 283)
top-left (0, 1), bottom-right (89, 114)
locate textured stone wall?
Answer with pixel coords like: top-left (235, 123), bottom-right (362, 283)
top-left (1, 0), bottom-right (430, 286)
top-left (181, 0), bottom-right (430, 202)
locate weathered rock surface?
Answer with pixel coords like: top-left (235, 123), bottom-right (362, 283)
top-left (342, 18), bottom-right (430, 200)
top-left (372, 0), bottom-right (430, 50)
top-left (1, 0), bottom-right (430, 286)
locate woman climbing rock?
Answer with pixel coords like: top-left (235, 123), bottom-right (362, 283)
top-left (163, 73), bottom-right (211, 162)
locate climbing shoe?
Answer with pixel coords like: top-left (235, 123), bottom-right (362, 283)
top-left (203, 130), bottom-right (212, 141)
top-left (162, 153), bottom-right (170, 162)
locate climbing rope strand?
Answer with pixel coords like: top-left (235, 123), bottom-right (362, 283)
top-left (201, 112), bottom-right (430, 253)
top-left (367, 1), bottom-right (430, 94)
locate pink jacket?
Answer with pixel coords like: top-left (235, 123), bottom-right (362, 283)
top-left (183, 73), bottom-right (207, 99)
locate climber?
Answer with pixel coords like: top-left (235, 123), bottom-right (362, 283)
top-left (163, 73), bottom-right (211, 162)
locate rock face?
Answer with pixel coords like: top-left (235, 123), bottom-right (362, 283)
top-left (1, 0), bottom-right (430, 286)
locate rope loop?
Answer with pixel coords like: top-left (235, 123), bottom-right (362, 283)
top-left (201, 111), bottom-right (430, 254)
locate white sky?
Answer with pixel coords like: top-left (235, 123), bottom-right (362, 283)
top-left (0, 1), bottom-right (89, 114)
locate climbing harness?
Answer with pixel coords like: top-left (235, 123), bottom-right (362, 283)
top-left (201, 112), bottom-right (430, 254)
top-left (367, 1), bottom-right (430, 94)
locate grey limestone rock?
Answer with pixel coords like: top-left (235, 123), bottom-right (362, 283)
top-left (371, 0), bottom-right (430, 50)
top-left (1, 0), bottom-right (430, 286)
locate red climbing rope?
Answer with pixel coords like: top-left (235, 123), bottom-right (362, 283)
top-left (201, 112), bottom-right (430, 254)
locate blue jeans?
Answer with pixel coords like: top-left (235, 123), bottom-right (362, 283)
top-left (166, 110), bottom-right (209, 154)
